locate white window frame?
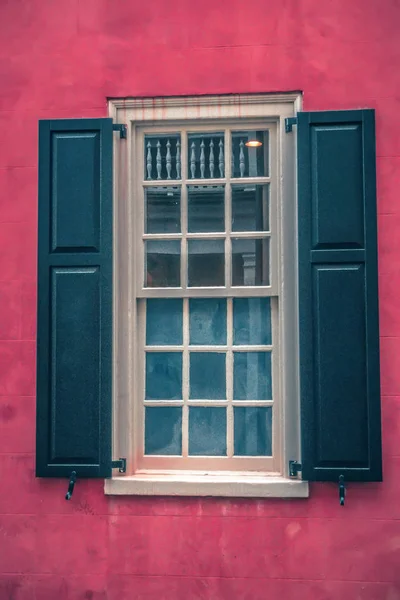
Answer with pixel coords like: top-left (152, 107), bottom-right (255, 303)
top-left (106, 93), bottom-right (308, 498)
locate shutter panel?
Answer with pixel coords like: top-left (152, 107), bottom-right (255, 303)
top-left (36, 119), bottom-right (113, 478)
top-left (297, 109), bottom-right (382, 482)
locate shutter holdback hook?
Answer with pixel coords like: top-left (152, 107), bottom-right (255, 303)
top-left (339, 474), bottom-right (346, 506)
top-left (65, 471), bottom-right (77, 500)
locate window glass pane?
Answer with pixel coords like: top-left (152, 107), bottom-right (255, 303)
top-left (189, 299), bottom-right (227, 345)
top-left (189, 407), bottom-right (227, 456)
top-left (145, 134), bottom-right (181, 181)
top-left (145, 407), bottom-right (182, 455)
top-left (233, 298), bottom-right (271, 345)
top-left (232, 184), bottom-right (269, 232)
top-left (190, 352), bottom-right (226, 399)
top-left (233, 352), bottom-right (272, 400)
top-left (188, 239), bottom-right (225, 287)
top-left (234, 407), bottom-right (272, 456)
top-left (145, 240), bottom-right (180, 287)
top-left (232, 238), bottom-right (269, 286)
top-left (146, 352), bottom-right (182, 400)
top-left (188, 185), bottom-right (225, 233)
top-left (145, 187), bottom-right (180, 234)
top-left (231, 130), bottom-right (269, 178)
top-left (146, 299), bottom-right (183, 346)
top-left (187, 132), bottom-right (224, 179)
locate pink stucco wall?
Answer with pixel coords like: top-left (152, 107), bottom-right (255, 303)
top-left (1, 1), bottom-right (400, 598)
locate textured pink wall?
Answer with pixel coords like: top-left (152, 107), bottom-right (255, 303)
top-left (1, 0), bottom-right (400, 598)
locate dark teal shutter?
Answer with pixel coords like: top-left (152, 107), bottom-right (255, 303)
top-left (36, 119), bottom-right (113, 478)
top-left (297, 109), bottom-right (382, 482)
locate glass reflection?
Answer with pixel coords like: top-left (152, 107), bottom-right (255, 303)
top-left (145, 407), bottom-right (182, 455)
top-left (146, 352), bottom-right (182, 400)
top-left (188, 185), bottom-right (225, 233)
top-left (190, 352), bottom-right (226, 399)
top-left (232, 184), bottom-right (269, 232)
top-left (145, 187), bottom-right (180, 234)
top-left (145, 240), bottom-right (180, 287)
top-left (234, 407), bottom-right (272, 456)
top-left (232, 238), bottom-right (269, 286)
top-left (233, 352), bottom-right (272, 400)
top-left (233, 298), bottom-right (271, 345)
top-left (188, 239), bottom-right (225, 287)
top-left (189, 407), bottom-right (227, 456)
top-left (146, 299), bottom-right (183, 346)
top-left (144, 134), bottom-right (181, 181)
top-left (231, 130), bottom-right (269, 178)
top-left (187, 132), bottom-right (224, 179)
top-left (189, 299), bottom-right (227, 345)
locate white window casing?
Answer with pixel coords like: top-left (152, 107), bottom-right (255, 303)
top-left (106, 94), bottom-right (308, 498)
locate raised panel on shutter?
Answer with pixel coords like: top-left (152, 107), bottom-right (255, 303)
top-left (36, 118), bottom-right (113, 478)
top-left (51, 131), bottom-right (101, 252)
top-left (50, 267), bottom-right (101, 464)
top-left (297, 109), bottom-right (382, 482)
top-left (312, 264), bottom-right (368, 466)
top-left (310, 124), bottom-right (364, 249)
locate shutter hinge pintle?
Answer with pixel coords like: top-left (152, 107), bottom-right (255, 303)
top-left (113, 124), bottom-right (127, 139)
top-left (285, 117), bottom-right (297, 133)
top-left (339, 474), bottom-right (346, 506)
top-left (111, 458), bottom-right (126, 473)
top-left (289, 460), bottom-right (302, 477)
top-left (65, 470), bottom-right (77, 500)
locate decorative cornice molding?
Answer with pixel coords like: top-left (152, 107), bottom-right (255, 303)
top-left (109, 93), bottom-right (302, 124)
top-left (109, 93), bottom-right (302, 110)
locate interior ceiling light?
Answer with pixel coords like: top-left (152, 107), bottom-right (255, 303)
top-left (245, 140), bottom-right (262, 147)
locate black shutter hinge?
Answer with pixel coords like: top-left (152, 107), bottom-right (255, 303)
top-left (285, 117), bottom-right (297, 133)
top-left (113, 124), bottom-right (127, 139)
top-left (111, 458), bottom-right (126, 473)
top-left (289, 460), bottom-right (302, 477)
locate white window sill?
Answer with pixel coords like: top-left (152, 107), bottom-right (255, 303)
top-left (104, 474), bottom-right (309, 498)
